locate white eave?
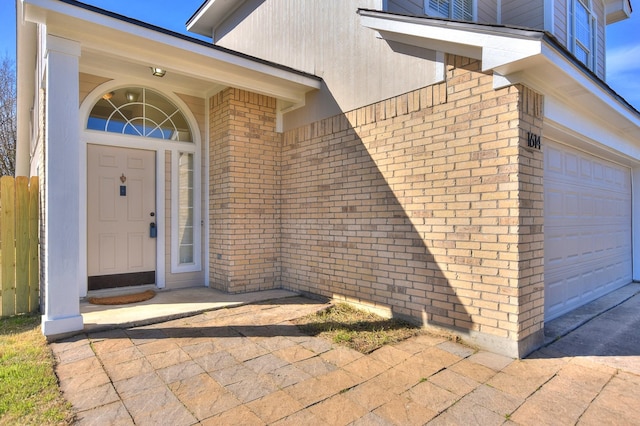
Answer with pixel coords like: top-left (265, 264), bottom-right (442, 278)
top-left (21, 0), bottom-right (320, 103)
top-left (186, 0), bottom-right (248, 38)
top-left (358, 9), bottom-right (640, 142)
top-left (605, 0), bottom-right (632, 24)
top-left (359, 10), bottom-right (545, 72)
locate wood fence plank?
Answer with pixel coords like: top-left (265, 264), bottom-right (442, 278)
top-left (15, 177), bottom-right (30, 313)
top-left (1, 176), bottom-right (16, 316)
top-left (29, 177), bottom-right (39, 313)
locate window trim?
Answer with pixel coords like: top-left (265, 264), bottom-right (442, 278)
top-left (171, 148), bottom-right (202, 274)
top-left (80, 82), bottom-right (203, 290)
top-left (569, 0), bottom-right (597, 71)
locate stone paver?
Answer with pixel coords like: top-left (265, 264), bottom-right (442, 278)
top-left (51, 294), bottom-right (640, 425)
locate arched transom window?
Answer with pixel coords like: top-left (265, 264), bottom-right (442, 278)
top-left (87, 87), bottom-right (193, 142)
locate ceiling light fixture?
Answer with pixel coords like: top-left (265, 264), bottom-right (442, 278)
top-left (102, 91), bottom-right (114, 100)
top-left (151, 67), bottom-right (166, 77)
top-left (125, 91), bottom-right (139, 102)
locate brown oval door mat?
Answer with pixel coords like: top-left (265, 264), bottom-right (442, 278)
top-left (88, 290), bottom-right (156, 305)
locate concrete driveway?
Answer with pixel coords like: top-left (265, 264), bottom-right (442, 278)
top-left (51, 286), bottom-right (640, 425)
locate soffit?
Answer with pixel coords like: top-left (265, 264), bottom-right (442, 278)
top-left (24, 0), bottom-right (320, 102)
top-left (186, 0), bottom-right (248, 37)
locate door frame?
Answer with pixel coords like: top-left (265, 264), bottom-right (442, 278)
top-left (86, 144), bottom-right (158, 289)
top-left (82, 136), bottom-right (166, 296)
top-left (79, 81), bottom-right (203, 298)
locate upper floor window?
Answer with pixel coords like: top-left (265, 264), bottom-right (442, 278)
top-left (426, 0), bottom-right (474, 21)
top-left (570, 0), bottom-right (596, 70)
top-left (88, 87), bottom-right (193, 142)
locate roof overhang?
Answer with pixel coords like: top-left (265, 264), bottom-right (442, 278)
top-left (359, 9), bottom-right (640, 154)
top-left (19, 0), bottom-right (320, 103)
top-left (604, 0), bottom-right (632, 24)
top-left (360, 10), bottom-right (546, 73)
top-left (16, 0), bottom-right (320, 175)
top-left (186, 0), bottom-right (249, 38)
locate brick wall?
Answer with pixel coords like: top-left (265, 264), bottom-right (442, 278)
top-left (515, 87), bottom-right (545, 348)
top-left (206, 56), bottom-right (544, 355)
top-left (209, 88), bottom-right (281, 293)
top-left (280, 55), bottom-right (545, 356)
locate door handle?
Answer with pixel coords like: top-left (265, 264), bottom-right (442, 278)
top-left (150, 222), bottom-right (157, 238)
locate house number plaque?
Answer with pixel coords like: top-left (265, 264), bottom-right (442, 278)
top-left (526, 132), bottom-right (541, 150)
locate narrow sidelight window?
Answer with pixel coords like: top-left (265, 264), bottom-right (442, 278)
top-left (178, 152), bottom-right (194, 265)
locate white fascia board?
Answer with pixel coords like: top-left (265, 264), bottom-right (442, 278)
top-left (374, 29), bottom-right (481, 60)
top-left (360, 13), bottom-right (543, 71)
top-left (186, 0), bottom-right (216, 36)
top-left (493, 42), bottom-right (640, 143)
top-left (545, 98), bottom-right (640, 162)
top-left (186, 0), bottom-right (247, 38)
top-left (23, 0), bottom-right (320, 96)
top-left (604, 0), bottom-right (632, 24)
top-left (481, 42), bottom-right (542, 71)
top-left (536, 43), bottom-right (640, 134)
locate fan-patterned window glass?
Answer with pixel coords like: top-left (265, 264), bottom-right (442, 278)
top-left (88, 88), bottom-right (193, 142)
top-left (427, 0), bottom-right (474, 21)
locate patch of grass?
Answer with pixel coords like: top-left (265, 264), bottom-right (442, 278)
top-left (0, 315), bottom-right (74, 425)
top-left (294, 303), bottom-right (422, 354)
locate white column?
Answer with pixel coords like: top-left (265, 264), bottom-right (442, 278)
top-left (41, 35), bottom-right (84, 336)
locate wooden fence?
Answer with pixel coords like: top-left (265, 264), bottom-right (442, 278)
top-left (0, 176), bottom-right (39, 317)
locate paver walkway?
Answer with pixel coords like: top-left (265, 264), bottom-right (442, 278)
top-left (51, 295), bottom-right (640, 425)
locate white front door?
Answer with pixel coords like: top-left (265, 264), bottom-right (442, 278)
top-left (87, 144), bottom-right (156, 290)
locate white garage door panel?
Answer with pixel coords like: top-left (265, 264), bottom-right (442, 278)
top-left (544, 143), bottom-right (632, 321)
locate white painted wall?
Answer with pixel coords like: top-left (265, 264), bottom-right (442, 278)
top-left (213, 0), bottom-right (441, 129)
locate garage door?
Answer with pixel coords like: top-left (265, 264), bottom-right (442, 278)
top-left (544, 142), bottom-right (632, 321)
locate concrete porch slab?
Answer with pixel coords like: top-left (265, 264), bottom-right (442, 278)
top-left (81, 287), bottom-right (300, 334)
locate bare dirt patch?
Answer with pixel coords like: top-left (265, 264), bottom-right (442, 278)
top-left (294, 303), bottom-right (423, 354)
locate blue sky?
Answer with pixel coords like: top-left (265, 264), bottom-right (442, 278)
top-left (2, 1), bottom-right (639, 109)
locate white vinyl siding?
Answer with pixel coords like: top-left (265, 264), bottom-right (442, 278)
top-left (501, 0), bottom-right (544, 29)
top-left (544, 142), bottom-right (632, 321)
top-left (593, 0), bottom-right (606, 78)
top-left (213, 0), bottom-right (441, 131)
top-left (477, 0), bottom-right (497, 24)
top-left (387, 0), bottom-right (423, 14)
top-left (554, 0), bottom-right (569, 45)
